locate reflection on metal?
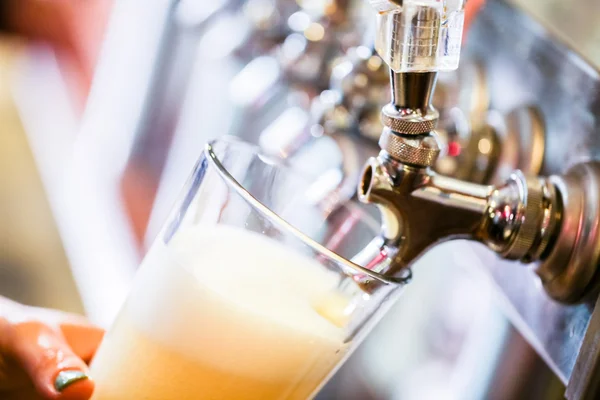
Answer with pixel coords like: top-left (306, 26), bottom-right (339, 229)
top-left (508, 0), bottom-right (600, 71)
top-left (486, 106), bottom-right (546, 183)
top-left (391, 8), bottom-right (600, 290)
top-left (536, 163), bottom-right (600, 303)
top-left (382, 72), bottom-right (439, 134)
top-left (435, 62), bottom-right (546, 185)
top-left (465, 0), bottom-right (600, 383)
top-left (258, 45), bottom-right (388, 213)
top-left (567, 294), bottom-right (600, 400)
top-left (483, 326), bottom-right (566, 400)
top-left (360, 151), bottom-right (600, 304)
top-left (319, 46), bottom-right (390, 141)
top-left (270, 50), bottom-right (545, 225)
top-left (232, 0), bottom-right (364, 97)
top-left (346, 0), bottom-right (600, 386)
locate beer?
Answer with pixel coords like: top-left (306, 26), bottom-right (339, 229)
top-left (91, 225), bottom-right (350, 399)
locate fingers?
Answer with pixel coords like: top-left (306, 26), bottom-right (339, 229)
top-left (7, 321), bottom-right (94, 400)
top-left (0, 301), bottom-right (104, 399)
top-left (60, 323), bottom-right (105, 364)
top-left (16, 305), bottom-right (106, 363)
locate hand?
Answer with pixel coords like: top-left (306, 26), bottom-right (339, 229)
top-left (0, 297), bottom-right (104, 400)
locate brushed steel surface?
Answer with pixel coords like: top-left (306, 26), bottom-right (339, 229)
top-left (465, 0), bottom-right (600, 384)
top-left (508, 0), bottom-right (600, 71)
top-left (540, 163), bottom-right (600, 303)
top-left (566, 295), bottom-right (600, 400)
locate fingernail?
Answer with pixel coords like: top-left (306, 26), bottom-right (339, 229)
top-left (54, 370), bottom-right (89, 392)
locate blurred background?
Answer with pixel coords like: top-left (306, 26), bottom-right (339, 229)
top-left (4, 0), bottom-right (600, 398)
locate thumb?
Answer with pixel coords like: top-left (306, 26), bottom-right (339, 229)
top-left (8, 321), bottom-right (94, 400)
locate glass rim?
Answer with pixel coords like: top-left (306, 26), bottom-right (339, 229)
top-left (204, 137), bottom-right (407, 286)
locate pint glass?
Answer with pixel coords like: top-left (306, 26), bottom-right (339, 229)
top-left (90, 137), bottom-right (406, 399)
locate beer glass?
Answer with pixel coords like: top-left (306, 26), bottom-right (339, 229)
top-left (90, 137), bottom-right (408, 399)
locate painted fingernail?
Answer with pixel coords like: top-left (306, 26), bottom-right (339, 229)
top-left (54, 370), bottom-right (89, 392)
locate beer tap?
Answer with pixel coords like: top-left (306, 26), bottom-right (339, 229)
top-left (228, 0), bottom-right (371, 141)
top-left (257, 1), bottom-right (545, 222)
top-left (356, 0), bottom-right (600, 303)
top-left (231, 0), bottom-right (366, 101)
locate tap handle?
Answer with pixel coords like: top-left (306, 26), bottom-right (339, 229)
top-left (365, 0), bottom-right (466, 73)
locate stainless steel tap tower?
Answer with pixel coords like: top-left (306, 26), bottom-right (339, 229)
top-left (357, 0), bottom-right (600, 303)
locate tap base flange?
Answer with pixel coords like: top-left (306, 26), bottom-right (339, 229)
top-left (488, 106), bottom-right (546, 184)
top-left (537, 162), bottom-right (600, 303)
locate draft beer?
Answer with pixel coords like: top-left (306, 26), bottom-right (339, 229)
top-left (90, 138), bottom-right (404, 399)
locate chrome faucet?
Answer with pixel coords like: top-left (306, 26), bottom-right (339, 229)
top-left (356, 0), bottom-right (600, 303)
top-left (260, 14), bottom-right (544, 220)
top-left (232, 0), bottom-right (367, 97)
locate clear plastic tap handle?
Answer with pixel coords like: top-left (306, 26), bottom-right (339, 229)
top-left (366, 0), bottom-right (465, 72)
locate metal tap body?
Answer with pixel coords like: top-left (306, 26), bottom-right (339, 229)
top-left (359, 70), bottom-right (600, 303)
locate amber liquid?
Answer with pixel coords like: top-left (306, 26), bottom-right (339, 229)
top-left (91, 226), bottom-right (349, 400)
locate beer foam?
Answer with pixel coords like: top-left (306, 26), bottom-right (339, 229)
top-left (123, 225), bottom-right (349, 381)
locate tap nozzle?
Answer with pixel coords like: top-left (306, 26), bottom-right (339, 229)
top-left (358, 134), bottom-right (600, 304)
top-left (357, 153), bottom-right (558, 288)
top-left (377, 71), bottom-right (442, 173)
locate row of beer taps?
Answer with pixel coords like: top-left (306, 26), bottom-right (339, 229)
top-left (225, 0), bottom-right (600, 304)
top-left (230, 0), bottom-right (532, 186)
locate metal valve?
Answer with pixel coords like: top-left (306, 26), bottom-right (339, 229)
top-left (358, 142), bottom-right (600, 303)
top-left (356, 0), bottom-right (600, 303)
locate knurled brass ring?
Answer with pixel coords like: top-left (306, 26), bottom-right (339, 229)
top-left (506, 174), bottom-right (544, 260)
top-left (381, 105), bottom-right (439, 135)
top-left (379, 130), bottom-right (441, 167)
top-left (535, 181), bottom-right (558, 259)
